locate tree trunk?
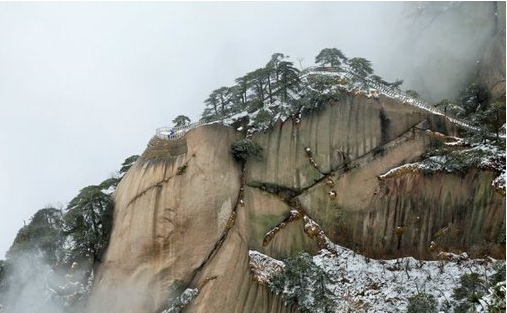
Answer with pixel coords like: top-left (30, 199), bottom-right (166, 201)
top-left (267, 77), bottom-right (273, 104)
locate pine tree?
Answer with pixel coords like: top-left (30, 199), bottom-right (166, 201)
top-left (390, 79), bottom-right (404, 90)
top-left (245, 68), bottom-right (270, 110)
top-left (172, 115), bottom-right (191, 127)
top-left (474, 102), bottom-right (506, 141)
top-left (119, 155), bottom-right (140, 176)
top-left (406, 89), bottom-right (420, 99)
top-left (6, 207), bottom-right (65, 264)
top-left (276, 61), bottom-right (300, 102)
top-left (64, 185), bottom-right (113, 263)
top-left (453, 272), bottom-right (488, 312)
top-left (234, 75), bottom-right (250, 108)
top-left (315, 48), bottom-right (347, 68)
top-left (348, 57), bottom-right (374, 78)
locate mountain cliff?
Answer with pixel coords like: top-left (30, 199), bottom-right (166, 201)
top-left (86, 92), bottom-right (505, 313)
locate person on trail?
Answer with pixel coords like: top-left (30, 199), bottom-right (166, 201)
top-left (169, 128), bottom-right (175, 139)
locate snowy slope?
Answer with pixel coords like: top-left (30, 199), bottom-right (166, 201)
top-left (249, 246), bottom-right (503, 313)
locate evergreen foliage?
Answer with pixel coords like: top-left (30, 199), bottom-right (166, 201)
top-left (199, 48), bottom-right (393, 134)
top-left (172, 115), bottom-right (191, 127)
top-left (453, 273), bottom-right (487, 312)
top-left (119, 154), bottom-right (140, 176)
top-left (315, 48), bottom-right (347, 68)
top-left (271, 252), bottom-right (335, 313)
top-left (491, 262), bottom-right (506, 285)
top-left (231, 139), bottom-right (263, 161)
top-left (200, 50), bottom-right (332, 126)
top-left (0, 260), bottom-right (7, 294)
top-left (460, 83), bottom-right (490, 115)
top-left (431, 82), bottom-right (503, 145)
top-left (486, 262), bottom-right (506, 313)
top-left (348, 57), bottom-right (374, 78)
top-left (0, 154), bottom-right (137, 308)
top-left (6, 207), bottom-right (65, 265)
top-left (390, 79), bottom-right (404, 90)
top-left (473, 102), bottom-right (506, 141)
top-left (406, 293), bottom-right (438, 313)
top-left (405, 89), bottom-right (420, 99)
top-left (64, 185), bottom-right (113, 263)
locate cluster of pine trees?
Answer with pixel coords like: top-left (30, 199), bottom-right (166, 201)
top-left (200, 52), bottom-right (302, 123)
top-left (435, 82), bottom-right (506, 141)
top-left (199, 48), bottom-right (401, 131)
top-left (0, 155), bottom-right (139, 309)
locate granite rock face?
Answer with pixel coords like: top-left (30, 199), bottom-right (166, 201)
top-left (86, 125), bottom-right (244, 313)
top-left (87, 94), bottom-right (505, 313)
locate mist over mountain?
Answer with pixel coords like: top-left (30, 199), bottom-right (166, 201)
top-left (0, 2), bottom-right (505, 313)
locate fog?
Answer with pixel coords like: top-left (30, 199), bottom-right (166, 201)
top-left (0, 251), bottom-right (91, 312)
top-left (0, 1), bottom-right (501, 311)
top-left (0, 1), bottom-right (407, 259)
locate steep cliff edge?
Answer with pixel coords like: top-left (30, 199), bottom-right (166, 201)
top-left (87, 93), bottom-right (504, 313)
top-left (86, 124), bottom-right (244, 312)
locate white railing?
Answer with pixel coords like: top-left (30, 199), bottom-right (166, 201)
top-left (304, 68), bottom-right (482, 132)
top-left (156, 66), bottom-right (488, 140)
top-left (155, 121), bottom-right (205, 140)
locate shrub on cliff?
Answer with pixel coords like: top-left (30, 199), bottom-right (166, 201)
top-left (452, 272), bottom-right (487, 312)
top-left (231, 139), bottom-right (263, 161)
top-left (270, 251), bottom-right (335, 313)
top-left (406, 293), bottom-right (437, 313)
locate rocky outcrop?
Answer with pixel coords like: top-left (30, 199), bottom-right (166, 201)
top-left (87, 92), bottom-right (504, 313)
top-left (86, 124), bottom-right (243, 313)
top-left (246, 94), bottom-right (504, 261)
top-left (183, 197), bottom-right (297, 313)
top-left (300, 164), bottom-right (505, 260)
top-left (246, 93), bottom-right (446, 190)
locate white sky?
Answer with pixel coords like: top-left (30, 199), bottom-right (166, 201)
top-left (0, 2), bottom-right (408, 258)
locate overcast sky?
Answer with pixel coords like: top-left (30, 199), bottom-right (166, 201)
top-left (0, 2), bottom-right (408, 258)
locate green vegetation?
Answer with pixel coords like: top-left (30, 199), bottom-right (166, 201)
top-left (119, 154), bottom-right (139, 175)
top-left (315, 48), bottom-right (347, 68)
top-left (456, 82), bottom-right (506, 144)
top-left (452, 273), bottom-right (487, 312)
top-left (0, 154), bottom-right (140, 302)
top-left (418, 81), bottom-right (505, 187)
top-left (200, 52), bottom-right (302, 125)
top-left (200, 48), bottom-right (400, 133)
top-left (271, 251), bottom-right (335, 313)
top-left (491, 262), bottom-right (506, 285)
top-left (406, 293), bottom-right (438, 313)
top-left (488, 262), bottom-right (507, 313)
top-left (231, 139), bottom-right (263, 161)
top-left (405, 89), bottom-right (420, 99)
top-left (0, 259), bottom-right (7, 295)
top-left (348, 57), bottom-right (374, 78)
top-left (460, 83), bottom-right (490, 115)
top-left (433, 82), bottom-right (505, 144)
top-left (64, 185), bottom-right (113, 263)
top-left (6, 207), bottom-right (65, 265)
top-left (473, 102), bottom-right (506, 141)
top-left (420, 144), bottom-right (503, 176)
top-left (172, 115), bottom-right (191, 127)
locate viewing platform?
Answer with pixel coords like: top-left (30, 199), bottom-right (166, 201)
top-left (156, 121), bottom-right (204, 140)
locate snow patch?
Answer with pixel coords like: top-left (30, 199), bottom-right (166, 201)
top-left (251, 245), bottom-right (500, 313)
top-left (249, 250), bottom-right (285, 285)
